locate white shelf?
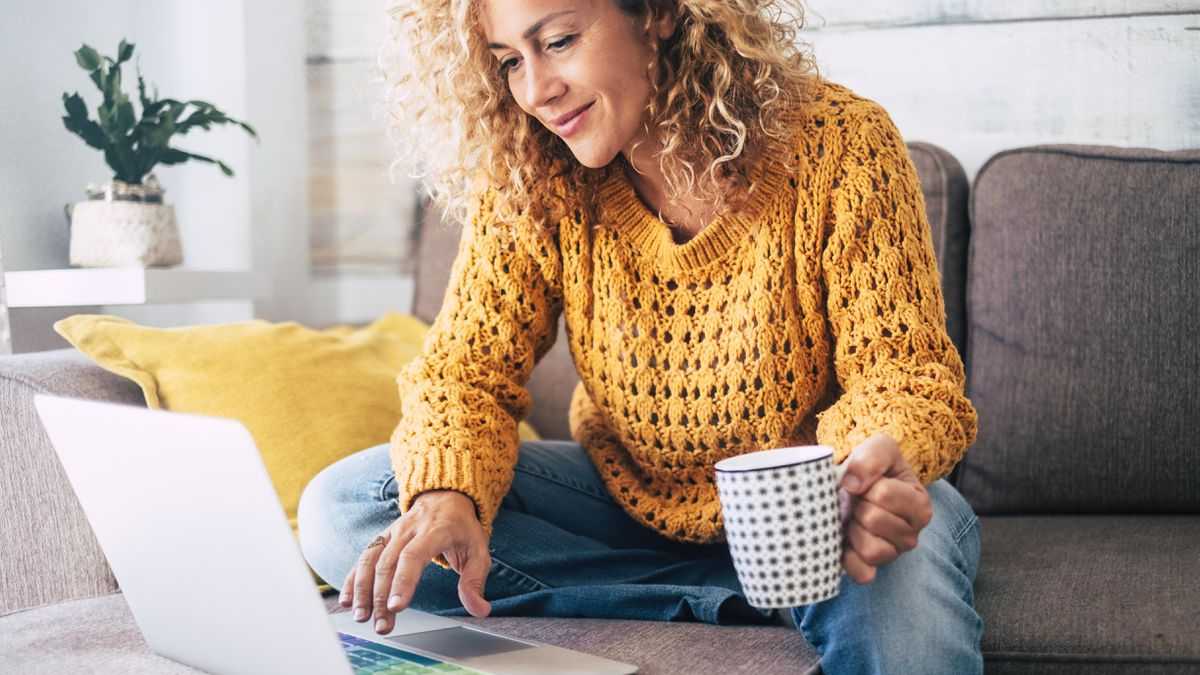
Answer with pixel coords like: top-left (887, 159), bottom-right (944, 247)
top-left (3, 268), bottom-right (268, 308)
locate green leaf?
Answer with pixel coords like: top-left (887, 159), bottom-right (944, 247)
top-left (160, 147), bottom-right (237, 177)
top-left (97, 103), bottom-right (114, 132)
top-left (88, 64), bottom-right (104, 92)
top-left (105, 64), bottom-right (122, 105)
top-left (141, 113), bottom-right (176, 149)
top-left (103, 146), bottom-right (139, 183)
top-left (236, 119), bottom-right (259, 141)
top-left (174, 102), bottom-right (257, 141)
top-left (176, 108), bottom-right (215, 135)
top-left (136, 63), bottom-right (155, 113)
top-left (75, 45), bottom-right (100, 71)
top-left (116, 99), bottom-right (136, 132)
top-left (62, 91), bottom-right (89, 120)
top-left (157, 147), bottom-right (191, 165)
top-left (61, 93), bottom-right (107, 151)
top-left (117, 39), bottom-right (134, 64)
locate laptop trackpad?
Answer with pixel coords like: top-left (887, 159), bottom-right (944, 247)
top-left (386, 626), bottom-right (534, 659)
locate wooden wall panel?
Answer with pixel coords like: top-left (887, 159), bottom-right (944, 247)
top-left (805, 1), bottom-right (1200, 29)
top-left (306, 0), bottom-right (415, 278)
top-left (802, 12), bottom-right (1200, 180)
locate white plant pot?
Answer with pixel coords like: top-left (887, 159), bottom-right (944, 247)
top-left (67, 199), bottom-right (184, 268)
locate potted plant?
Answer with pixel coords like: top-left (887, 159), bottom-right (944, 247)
top-left (61, 39), bottom-right (258, 267)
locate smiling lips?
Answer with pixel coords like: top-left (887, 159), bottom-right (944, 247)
top-left (552, 101), bottom-right (594, 137)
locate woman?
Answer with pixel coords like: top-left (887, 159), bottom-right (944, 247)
top-left (299, 0), bottom-right (984, 672)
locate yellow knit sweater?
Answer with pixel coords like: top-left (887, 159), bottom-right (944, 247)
top-left (390, 80), bottom-right (978, 567)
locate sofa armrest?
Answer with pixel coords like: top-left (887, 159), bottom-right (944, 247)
top-left (0, 349), bottom-right (145, 615)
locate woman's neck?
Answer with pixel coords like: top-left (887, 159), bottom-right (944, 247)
top-left (620, 150), bottom-right (719, 239)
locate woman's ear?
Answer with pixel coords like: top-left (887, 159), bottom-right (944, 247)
top-left (652, 6), bottom-right (677, 40)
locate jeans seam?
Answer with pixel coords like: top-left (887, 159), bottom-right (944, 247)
top-left (513, 464), bottom-right (611, 504)
top-left (489, 553), bottom-right (551, 592)
top-left (952, 514), bottom-right (979, 546)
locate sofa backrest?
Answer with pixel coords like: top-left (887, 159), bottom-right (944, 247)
top-left (412, 142), bottom-right (972, 443)
top-left (954, 145), bottom-right (1200, 514)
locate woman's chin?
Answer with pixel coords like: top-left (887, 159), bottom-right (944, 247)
top-left (566, 142), bottom-right (618, 170)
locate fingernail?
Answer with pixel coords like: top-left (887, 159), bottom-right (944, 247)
top-left (375, 619), bottom-right (387, 633)
top-left (355, 607), bottom-right (368, 621)
top-left (843, 475), bottom-right (861, 492)
top-left (388, 595), bottom-right (403, 610)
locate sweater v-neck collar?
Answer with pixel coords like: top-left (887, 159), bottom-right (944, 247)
top-left (596, 143), bottom-right (791, 273)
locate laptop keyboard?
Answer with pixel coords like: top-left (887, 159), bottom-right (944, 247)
top-left (339, 632), bottom-right (485, 674)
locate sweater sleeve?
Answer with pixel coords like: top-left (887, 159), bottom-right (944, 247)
top-left (390, 188), bottom-right (563, 568)
top-left (814, 103), bottom-right (978, 485)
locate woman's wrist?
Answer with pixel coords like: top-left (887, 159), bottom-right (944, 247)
top-left (413, 489), bottom-right (478, 518)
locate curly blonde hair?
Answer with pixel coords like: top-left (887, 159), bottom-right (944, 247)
top-left (378, 0), bottom-right (821, 237)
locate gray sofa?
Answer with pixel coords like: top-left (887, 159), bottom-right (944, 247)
top-left (2, 142), bottom-right (1197, 674)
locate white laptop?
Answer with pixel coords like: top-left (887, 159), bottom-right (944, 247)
top-left (34, 394), bottom-right (638, 675)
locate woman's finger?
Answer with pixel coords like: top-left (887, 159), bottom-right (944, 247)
top-left (339, 566), bottom-right (356, 607)
top-left (842, 546), bottom-right (876, 584)
top-left (372, 528), bottom-right (417, 633)
top-left (384, 531), bottom-right (442, 618)
top-left (860, 477), bottom-right (932, 531)
top-left (846, 516), bottom-right (899, 568)
top-left (456, 542), bottom-right (492, 618)
top-left (352, 533), bottom-right (388, 621)
top-left (854, 497), bottom-right (920, 553)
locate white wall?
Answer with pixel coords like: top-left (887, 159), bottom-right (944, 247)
top-left (802, 1), bottom-right (1200, 180)
top-left (0, 0), bottom-right (317, 352)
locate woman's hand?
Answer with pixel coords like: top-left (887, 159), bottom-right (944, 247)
top-left (836, 432), bottom-right (933, 584)
top-left (340, 489), bottom-right (492, 634)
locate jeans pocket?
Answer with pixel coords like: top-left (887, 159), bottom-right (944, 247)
top-left (488, 555), bottom-right (550, 596)
top-left (378, 472), bottom-right (398, 503)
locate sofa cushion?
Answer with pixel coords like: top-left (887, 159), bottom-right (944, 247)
top-left (958, 145), bottom-right (1200, 513)
top-left (975, 514), bottom-right (1200, 674)
top-left (0, 348), bottom-right (141, 615)
top-left (0, 592), bottom-right (820, 674)
top-left (412, 141), bottom-right (970, 442)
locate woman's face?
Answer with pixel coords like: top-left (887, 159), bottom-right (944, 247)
top-left (480, 0), bottom-right (672, 169)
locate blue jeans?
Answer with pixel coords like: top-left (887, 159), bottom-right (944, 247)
top-left (298, 440), bottom-right (984, 675)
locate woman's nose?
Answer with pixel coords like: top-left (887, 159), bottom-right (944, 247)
top-left (524, 59), bottom-right (565, 111)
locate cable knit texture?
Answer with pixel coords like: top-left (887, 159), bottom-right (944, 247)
top-left (390, 80), bottom-right (978, 569)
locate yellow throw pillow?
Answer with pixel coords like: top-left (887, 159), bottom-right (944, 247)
top-left (53, 312), bottom-right (543, 538)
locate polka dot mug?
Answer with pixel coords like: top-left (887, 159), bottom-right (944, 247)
top-left (714, 445), bottom-right (851, 609)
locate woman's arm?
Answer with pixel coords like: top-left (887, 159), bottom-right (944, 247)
top-left (390, 187), bottom-right (563, 568)
top-left (815, 102), bottom-right (978, 486)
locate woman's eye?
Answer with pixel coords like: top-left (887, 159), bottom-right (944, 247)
top-left (498, 36), bottom-right (574, 76)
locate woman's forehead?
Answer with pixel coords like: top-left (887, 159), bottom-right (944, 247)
top-left (479, 0), bottom-right (596, 42)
